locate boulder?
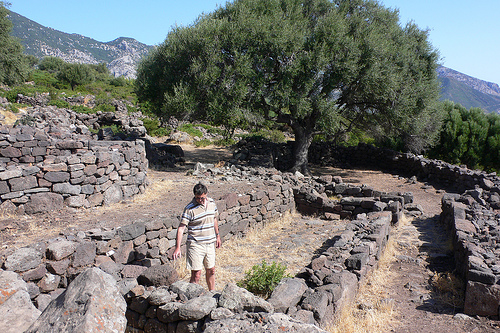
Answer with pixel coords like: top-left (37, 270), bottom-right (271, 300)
top-left (218, 283), bottom-right (274, 313)
top-left (3, 247), bottom-right (43, 272)
top-left (24, 192), bottom-right (64, 214)
top-left (46, 240), bottom-right (76, 261)
top-left (137, 264), bottom-right (179, 287)
top-left (267, 278), bottom-right (307, 313)
top-left (26, 267), bottom-right (127, 333)
top-left (178, 294), bottom-right (218, 320)
top-left (170, 280), bottom-right (206, 300)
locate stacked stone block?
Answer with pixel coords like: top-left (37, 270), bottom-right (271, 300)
top-left (0, 125), bottom-right (148, 213)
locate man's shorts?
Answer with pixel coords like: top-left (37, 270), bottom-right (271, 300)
top-left (186, 241), bottom-right (216, 271)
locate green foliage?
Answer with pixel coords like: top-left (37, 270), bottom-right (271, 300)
top-left (0, 2), bottom-right (32, 85)
top-left (237, 260), bottom-right (290, 298)
top-left (57, 63), bottom-right (95, 90)
top-left (141, 117), bottom-right (172, 137)
top-left (48, 99), bottom-right (70, 108)
top-left (429, 101), bottom-right (500, 171)
top-left (71, 105), bottom-right (94, 114)
top-left (178, 123), bottom-right (203, 138)
top-left (2, 84), bottom-right (41, 102)
top-left (136, 0), bottom-right (441, 173)
top-left (243, 129), bottom-right (286, 143)
top-left (94, 103), bottom-right (116, 112)
top-left (194, 139), bottom-right (212, 147)
top-left (213, 138), bottom-right (237, 147)
top-left (38, 56), bottom-right (65, 73)
top-left (14, 114), bottom-right (36, 126)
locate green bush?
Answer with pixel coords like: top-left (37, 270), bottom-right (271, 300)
top-left (178, 123), bottom-right (203, 138)
top-left (243, 129), bottom-right (286, 143)
top-left (71, 105), bottom-right (94, 114)
top-left (237, 260), bottom-right (289, 298)
top-left (142, 117), bottom-right (171, 137)
top-left (194, 139), bottom-right (212, 147)
top-left (95, 103), bottom-right (116, 112)
top-left (49, 99), bottom-right (70, 108)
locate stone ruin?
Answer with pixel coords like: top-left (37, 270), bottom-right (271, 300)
top-left (0, 97), bottom-right (500, 331)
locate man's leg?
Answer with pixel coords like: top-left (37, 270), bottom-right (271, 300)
top-left (206, 267), bottom-right (215, 290)
top-left (190, 270), bottom-right (202, 284)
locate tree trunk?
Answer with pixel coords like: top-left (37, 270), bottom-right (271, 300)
top-left (290, 124), bottom-right (314, 176)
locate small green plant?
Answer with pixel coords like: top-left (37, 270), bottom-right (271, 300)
top-left (49, 99), bottom-right (70, 108)
top-left (95, 103), bottom-right (116, 112)
top-left (71, 105), bottom-right (94, 114)
top-left (178, 123), bottom-right (203, 138)
top-left (194, 139), bottom-right (212, 147)
top-left (237, 260), bottom-right (290, 298)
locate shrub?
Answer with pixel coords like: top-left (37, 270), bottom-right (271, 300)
top-left (237, 260), bottom-right (289, 298)
top-left (178, 123), bottom-right (203, 138)
top-left (71, 105), bottom-right (94, 114)
top-left (95, 103), bottom-right (116, 112)
top-left (194, 139), bottom-right (212, 147)
top-left (49, 99), bottom-right (70, 108)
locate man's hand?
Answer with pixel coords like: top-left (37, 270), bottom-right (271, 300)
top-left (216, 235), bottom-right (222, 249)
top-left (172, 247), bottom-right (181, 260)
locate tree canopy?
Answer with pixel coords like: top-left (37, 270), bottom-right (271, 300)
top-left (136, 0), bottom-right (442, 173)
top-left (0, 2), bottom-right (32, 85)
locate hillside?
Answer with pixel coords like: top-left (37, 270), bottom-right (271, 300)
top-left (437, 66), bottom-right (500, 113)
top-left (7, 11), bottom-right (153, 79)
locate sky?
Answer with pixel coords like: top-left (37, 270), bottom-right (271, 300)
top-left (7, 0), bottom-right (500, 85)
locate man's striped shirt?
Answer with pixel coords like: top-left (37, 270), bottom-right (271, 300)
top-left (180, 197), bottom-right (218, 244)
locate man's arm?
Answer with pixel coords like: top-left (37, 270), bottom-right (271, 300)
top-left (172, 224), bottom-right (186, 260)
top-left (214, 217), bottom-right (221, 248)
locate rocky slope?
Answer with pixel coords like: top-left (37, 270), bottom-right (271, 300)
top-left (8, 11), bottom-right (153, 79)
top-left (437, 66), bottom-right (500, 113)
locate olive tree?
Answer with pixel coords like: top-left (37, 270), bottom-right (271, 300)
top-left (136, 0), bottom-right (441, 173)
top-left (0, 1), bottom-right (31, 85)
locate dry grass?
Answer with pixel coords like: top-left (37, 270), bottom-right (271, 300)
top-left (326, 216), bottom-right (413, 333)
top-left (174, 212), bottom-right (327, 291)
top-left (430, 272), bottom-right (465, 309)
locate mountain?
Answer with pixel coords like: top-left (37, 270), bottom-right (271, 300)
top-left (437, 66), bottom-right (500, 113)
top-left (7, 11), bottom-right (154, 79)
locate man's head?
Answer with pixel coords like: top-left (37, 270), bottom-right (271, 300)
top-left (193, 183), bottom-right (208, 205)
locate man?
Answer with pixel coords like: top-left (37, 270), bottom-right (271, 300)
top-left (172, 183), bottom-right (221, 290)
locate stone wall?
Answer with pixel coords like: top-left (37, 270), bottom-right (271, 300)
top-left (123, 210), bottom-right (393, 332)
top-left (0, 125), bottom-right (149, 214)
top-left (0, 179), bottom-right (294, 314)
top-left (310, 142), bottom-right (500, 318)
top-left (441, 193), bottom-right (500, 317)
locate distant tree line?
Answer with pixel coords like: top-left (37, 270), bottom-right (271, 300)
top-left (428, 101), bottom-right (500, 172)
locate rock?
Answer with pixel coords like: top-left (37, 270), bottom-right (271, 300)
top-left (26, 267), bottom-right (127, 333)
top-left (24, 192), bottom-right (64, 214)
top-left (37, 273), bottom-right (61, 292)
top-left (178, 294), bottom-right (218, 320)
top-left (464, 281), bottom-right (500, 317)
top-left (46, 240), bottom-right (76, 261)
top-left (267, 278), bottom-right (307, 313)
top-left (218, 283), bottom-right (274, 313)
top-left (3, 247), bottom-right (43, 272)
top-left (301, 290), bottom-right (330, 322)
top-left (137, 264), bottom-right (179, 287)
top-left (72, 241), bottom-right (97, 267)
top-left (0, 288), bottom-right (41, 333)
top-left (170, 280), bottom-right (206, 300)
top-left (147, 286), bottom-right (172, 306)
top-left (117, 222), bottom-right (146, 241)
top-left (203, 312), bottom-right (329, 333)
top-left (103, 184), bottom-right (123, 205)
top-left (157, 302), bottom-right (181, 323)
